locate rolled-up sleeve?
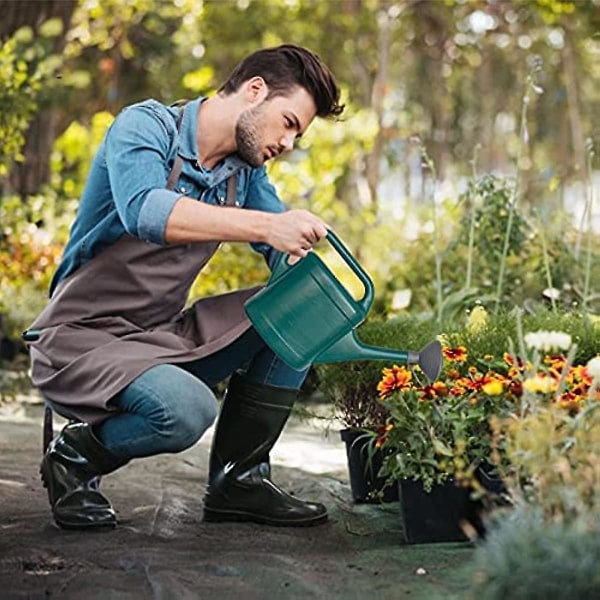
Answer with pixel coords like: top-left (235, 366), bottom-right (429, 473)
top-left (104, 104), bottom-right (182, 245)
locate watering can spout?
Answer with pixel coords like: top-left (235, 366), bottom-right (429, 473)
top-left (314, 334), bottom-right (443, 383)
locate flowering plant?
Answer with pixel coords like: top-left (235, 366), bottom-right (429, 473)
top-left (372, 329), bottom-right (600, 493)
top-left (491, 333), bottom-right (600, 525)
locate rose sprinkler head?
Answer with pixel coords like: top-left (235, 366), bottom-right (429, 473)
top-left (407, 340), bottom-right (443, 383)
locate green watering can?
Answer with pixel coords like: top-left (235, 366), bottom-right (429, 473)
top-left (245, 231), bottom-right (443, 382)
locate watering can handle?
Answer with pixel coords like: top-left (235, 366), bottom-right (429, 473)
top-left (270, 230), bottom-right (375, 310)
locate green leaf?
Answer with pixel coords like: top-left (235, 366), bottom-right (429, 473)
top-left (432, 439), bottom-right (454, 457)
top-left (39, 18), bottom-right (64, 38)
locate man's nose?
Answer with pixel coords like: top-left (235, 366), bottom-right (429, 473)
top-left (280, 134), bottom-right (295, 152)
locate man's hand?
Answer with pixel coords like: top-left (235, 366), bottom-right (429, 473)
top-left (266, 210), bottom-right (329, 258)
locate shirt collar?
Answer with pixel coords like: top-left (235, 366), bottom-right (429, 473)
top-left (177, 96), bottom-right (204, 161)
top-left (177, 96), bottom-right (251, 175)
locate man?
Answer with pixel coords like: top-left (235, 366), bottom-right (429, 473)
top-left (26, 45), bottom-right (344, 530)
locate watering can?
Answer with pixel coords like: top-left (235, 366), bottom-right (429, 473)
top-left (244, 231), bottom-right (443, 382)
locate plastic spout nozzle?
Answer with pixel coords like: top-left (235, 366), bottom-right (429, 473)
top-left (408, 340), bottom-right (443, 383)
top-left (314, 333), bottom-right (443, 383)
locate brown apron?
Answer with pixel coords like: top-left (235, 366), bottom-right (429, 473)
top-left (28, 113), bottom-right (261, 424)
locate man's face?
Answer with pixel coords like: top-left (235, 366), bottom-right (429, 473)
top-left (235, 86), bottom-right (317, 168)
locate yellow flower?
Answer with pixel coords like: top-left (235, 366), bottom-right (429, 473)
top-left (482, 379), bottom-right (504, 396)
top-left (588, 314), bottom-right (600, 331)
top-left (522, 375), bottom-right (557, 395)
top-left (467, 305), bottom-right (488, 333)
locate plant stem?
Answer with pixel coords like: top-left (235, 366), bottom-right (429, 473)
top-left (582, 140), bottom-right (596, 311)
top-left (495, 58), bottom-right (542, 313)
top-left (537, 209), bottom-right (557, 313)
top-left (494, 97), bottom-right (526, 313)
top-left (465, 145), bottom-right (480, 291)
top-left (415, 138), bottom-right (443, 327)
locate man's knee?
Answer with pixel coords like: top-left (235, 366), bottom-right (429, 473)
top-left (144, 369), bottom-right (218, 453)
top-left (166, 381), bottom-right (218, 451)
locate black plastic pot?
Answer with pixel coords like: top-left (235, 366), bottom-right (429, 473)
top-left (398, 478), bottom-right (491, 544)
top-left (340, 428), bottom-right (399, 504)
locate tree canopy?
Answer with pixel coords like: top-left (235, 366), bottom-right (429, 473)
top-left (1, 0), bottom-right (599, 336)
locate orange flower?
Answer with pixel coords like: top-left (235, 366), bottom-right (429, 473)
top-left (443, 346), bottom-right (468, 362)
top-left (544, 354), bottom-right (566, 370)
top-left (508, 366), bottom-right (522, 379)
top-left (377, 365), bottom-right (413, 399)
top-left (559, 391), bottom-right (581, 413)
top-left (508, 380), bottom-right (523, 398)
top-left (446, 368), bottom-right (461, 380)
top-left (419, 381), bottom-right (449, 400)
top-left (571, 364), bottom-right (593, 386)
top-left (504, 352), bottom-right (525, 369)
top-left (375, 423), bottom-right (394, 448)
top-left (457, 372), bottom-right (497, 393)
top-left (543, 354), bottom-right (567, 380)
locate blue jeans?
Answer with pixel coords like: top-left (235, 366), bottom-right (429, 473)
top-left (94, 328), bottom-right (308, 460)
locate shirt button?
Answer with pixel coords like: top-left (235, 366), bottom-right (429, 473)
top-left (180, 186), bottom-right (186, 193)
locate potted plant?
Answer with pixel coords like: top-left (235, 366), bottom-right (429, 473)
top-left (373, 321), bottom-right (599, 544)
top-left (319, 359), bottom-right (397, 503)
top-left (373, 345), bottom-right (511, 543)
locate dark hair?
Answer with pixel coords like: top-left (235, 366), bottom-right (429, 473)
top-left (218, 44), bottom-right (344, 119)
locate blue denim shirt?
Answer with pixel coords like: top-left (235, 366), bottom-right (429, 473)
top-left (50, 96), bottom-right (284, 296)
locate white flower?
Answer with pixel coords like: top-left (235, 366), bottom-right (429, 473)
top-left (524, 330), bottom-right (572, 352)
top-left (587, 356), bottom-right (600, 379)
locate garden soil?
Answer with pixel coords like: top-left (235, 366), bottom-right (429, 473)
top-left (0, 402), bottom-right (474, 600)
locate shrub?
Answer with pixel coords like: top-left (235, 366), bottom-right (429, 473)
top-left (468, 510), bottom-right (600, 600)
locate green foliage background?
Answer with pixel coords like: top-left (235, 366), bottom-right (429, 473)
top-left (1, 0), bottom-right (599, 344)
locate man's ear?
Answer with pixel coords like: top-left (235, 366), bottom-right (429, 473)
top-left (244, 76), bottom-right (268, 104)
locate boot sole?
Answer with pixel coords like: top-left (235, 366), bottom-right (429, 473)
top-left (40, 459), bottom-right (117, 531)
top-left (202, 507), bottom-right (328, 527)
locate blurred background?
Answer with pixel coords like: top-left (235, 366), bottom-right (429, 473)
top-left (1, 0), bottom-right (599, 395)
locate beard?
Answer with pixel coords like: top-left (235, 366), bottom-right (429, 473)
top-left (235, 104), bottom-right (267, 168)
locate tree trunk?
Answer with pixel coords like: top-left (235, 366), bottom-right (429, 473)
top-left (562, 25), bottom-right (587, 181)
top-left (1, 0), bottom-right (77, 197)
top-left (478, 50), bottom-right (495, 173)
top-left (365, 5), bottom-right (392, 212)
top-left (0, 0), bottom-right (73, 41)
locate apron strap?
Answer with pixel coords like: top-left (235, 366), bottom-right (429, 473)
top-left (166, 104), bottom-right (186, 192)
top-left (166, 100), bottom-right (238, 204)
top-left (226, 173), bottom-right (238, 206)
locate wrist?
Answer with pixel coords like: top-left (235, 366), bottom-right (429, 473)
top-left (255, 211), bottom-right (274, 244)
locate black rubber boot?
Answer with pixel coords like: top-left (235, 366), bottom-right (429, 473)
top-left (40, 422), bottom-right (127, 530)
top-left (203, 372), bottom-right (328, 526)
